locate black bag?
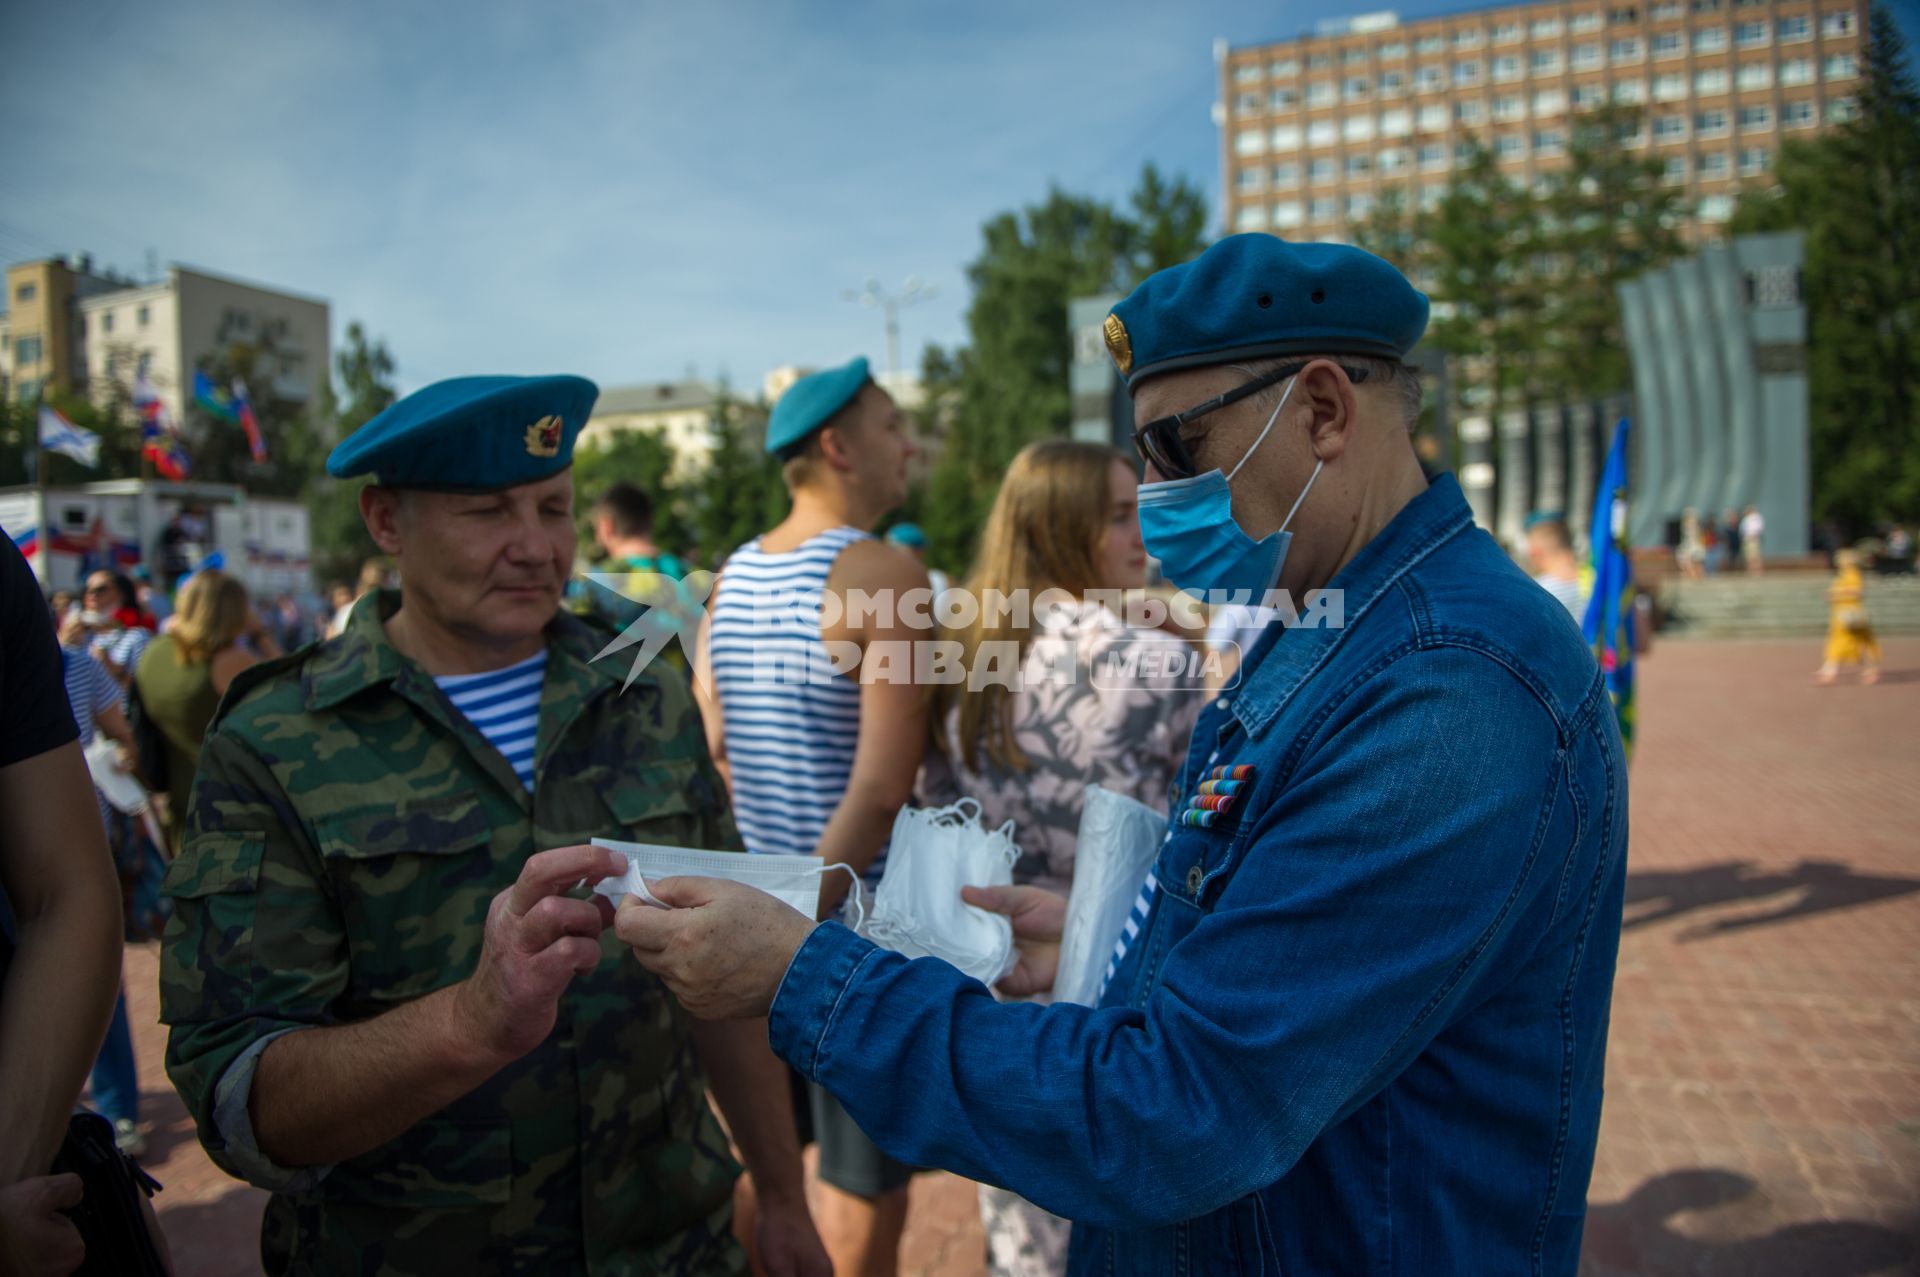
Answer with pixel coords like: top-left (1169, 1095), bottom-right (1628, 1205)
top-left (125, 676), bottom-right (171, 795)
top-left (51, 1111), bottom-right (168, 1276)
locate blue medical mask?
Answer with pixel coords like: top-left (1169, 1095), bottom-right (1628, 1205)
top-left (1137, 376), bottom-right (1323, 600)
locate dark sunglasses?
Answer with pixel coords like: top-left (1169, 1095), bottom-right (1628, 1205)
top-left (1131, 360), bottom-right (1370, 481)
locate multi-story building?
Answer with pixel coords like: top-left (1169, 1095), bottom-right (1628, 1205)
top-left (580, 380), bottom-right (728, 478)
top-left (1217, 0), bottom-right (1867, 245)
top-left (2, 255), bottom-right (330, 426)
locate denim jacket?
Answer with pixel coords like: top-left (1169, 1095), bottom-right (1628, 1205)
top-left (770, 475), bottom-right (1629, 1276)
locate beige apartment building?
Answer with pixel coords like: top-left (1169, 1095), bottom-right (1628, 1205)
top-left (1218, 0), bottom-right (1868, 246)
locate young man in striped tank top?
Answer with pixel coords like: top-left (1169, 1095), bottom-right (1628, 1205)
top-left (697, 356), bottom-right (930, 1276)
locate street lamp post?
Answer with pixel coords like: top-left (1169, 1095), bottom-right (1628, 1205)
top-left (843, 277), bottom-right (937, 379)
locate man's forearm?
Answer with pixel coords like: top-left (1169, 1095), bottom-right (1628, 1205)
top-left (249, 983), bottom-right (508, 1169)
top-left (690, 1017), bottom-right (806, 1204)
top-left (812, 790), bottom-right (899, 913)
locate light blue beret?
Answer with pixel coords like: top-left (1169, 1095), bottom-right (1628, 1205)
top-left (326, 374), bottom-right (597, 491)
top-left (1105, 235), bottom-right (1429, 389)
top-left (884, 522), bottom-right (927, 548)
top-left (765, 356), bottom-right (872, 457)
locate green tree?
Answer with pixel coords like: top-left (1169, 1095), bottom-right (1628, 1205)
top-left (1732, 4), bottom-right (1920, 531)
top-left (687, 389), bottom-right (785, 567)
top-left (1352, 185), bottom-right (1417, 272)
top-left (307, 322), bottom-right (398, 585)
top-left (1538, 105), bottom-right (1686, 401)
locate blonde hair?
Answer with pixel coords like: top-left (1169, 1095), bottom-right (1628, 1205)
top-left (170, 569), bottom-right (251, 665)
top-left (933, 440), bottom-right (1131, 772)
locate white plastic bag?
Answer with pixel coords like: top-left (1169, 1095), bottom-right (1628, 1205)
top-left (1055, 785), bottom-right (1167, 1007)
top-left (861, 799), bottom-right (1022, 985)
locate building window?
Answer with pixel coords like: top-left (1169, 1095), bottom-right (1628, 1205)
top-left (1737, 62), bottom-right (1772, 89)
top-left (1736, 20), bottom-right (1769, 45)
top-left (1493, 93), bottom-right (1524, 120)
top-left (13, 283), bottom-right (35, 303)
top-left (1821, 9), bottom-right (1856, 36)
top-left (1309, 120), bottom-right (1338, 146)
top-left (1346, 153), bottom-right (1374, 176)
top-left (1654, 72), bottom-right (1686, 99)
top-left (1694, 27), bottom-right (1728, 52)
top-left (1698, 150), bottom-right (1731, 176)
top-left (1575, 84), bottom-right (1606, 107)
top-left (1663, 156), bottom-right (1689, 182)
top-left (1237, 168), bottom-right (1266, 192)
top-left (1307, 81), bottom-right (1336, 106)
top-left (1273, 162), bottom-right (1303, 187)
top-left (1535, 89), bottom-right (1568, 114)
top-left (1783, 98), bottom-right (1816, 126)
top-left (1346, 194), bottom-right (1375, 220)
top-left (1236, 128), bottom-right (1267, 155)
top-left (1694, 0), bottom-right (1723, 11)
top-left (1572, 42), bottom-right (1603, 68)
top-left (1455, 139), bottom-right (1480, 161)
top-left (1379, 42), bottom-right (1408, 59)
top-left (1492, 54), bottom-right (1522, 81)
top-left (1273, 124), bottom-right (1304, 148)
top-left (1653, 0), bottom-right (1683, 17)
top-left (1655, 114), bottom-right (1689, 139)
top-left (1653, 31), bottom-right (1685, 57)
top-left (1535, 128), bottom-right (1568, 153)
top-left (1235, 205), bottom-right (1270, 231)
top-left (1378, 71), bottom-right (1406, 95)
top-left (1533, 17), bottom-right (1564, 38)
top-left (1828, 96), bottom-right (1858, 122)
top-left (1454, 27), bottom-right (1485, 47)
top-left (1344, 46), bottom-right (1370, 65)
top-left (1780, 57), bottom-right (1815, 84)
top-left (1611, 37), bottom-right (1644, 61)
top-left (1611, 5), bottom-right (1641, 22)
top-left (1236, 92), bottom-right (1264, 116)
top-left (1738, 103), bottom-right (1773, 128)
top-left (1345, 75), bottom-right (1371, 100)
top-left (15, 336), bottom-right (43, 365)
top-left (1380, 108), bottom-right (1412, 136)
top-left (1739, 146), bottom-right (1770, 175)
top-left (1824, 53), bottom-right (1857, 80)
top-left (1697, 108), bottom-right (1729, 134)
top-left (1614, 78), bottom-right (1648, 102)
top-left (1273, 200), bottom-right (1306, 228)
top-left (1419, 185), bottom-right (1446, 212)
top-left (1343, 114), bottom-right (1377, 141)
top-left (1310, 197), bottom-right (1338, 221)
top-left (1310, 157), bottom-right (1337, 183)
top-left (1235, 64), bottom-right (1264, 84)
top-left (1272, 58), bottom-right (1300, 76)
top-left (1308, 51), bottom-right (1332, 69)
top-left (1777, 14), bottom-right (1811, 41)
top-left (1271, 87), bottom-right (1299, 110)
top-left (1416, 65), bottom-right (1445, 92)
top-left (102, 313), bottom-right (114, 334)
top-left (1379, 146), bottom-right (1409, 173)
top-left (136, 304), bottom-right (150, 327)
top-left (1496, 133), bottom-right (1527, 157)
top-left (1453, 60), bottom-right (1482, 86)
top-left (1531, 50), bottom-right (1562, 75)
top-left (1416, 34), bottom-right (1445, 54)
top-left (1696, 68), bottom-right (1730, 93)
top-left (1700, 193), bottom-right (1735, 221)
top-left (1419, 143), bottom-right (1450, 169)
top-left (1493, 22), bottom-right (1523, 43)
top-left (1422, 103), bottom-right (1453, 129)
top-left (1572, 11), bottom-right (1604, 32)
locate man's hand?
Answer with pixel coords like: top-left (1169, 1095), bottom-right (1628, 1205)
top-left (0, 1174), bottom-right (85, 1276)
top-left (615, 878), bottom-right (815, 1020)
top-left (449, 845), bottom-right (623, 1064)
top-left (755, 1193), bottom-right (832, 1277)
top-left (961, 884), bottom-right (1067, 998)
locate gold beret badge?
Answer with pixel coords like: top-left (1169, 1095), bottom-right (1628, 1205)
top-left (524, 415), bottom-right (563, 458)
top-left (1103, 313), bottom-right (1133, 375)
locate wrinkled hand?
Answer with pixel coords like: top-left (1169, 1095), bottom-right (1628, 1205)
top-left (960, 884), bottom-right (1067, 998)
top-left (615, 877), bottom-right (815, 1019)
top-left (755, 1193), bottom-right (831, 1277)
top-left (0, 1174), bottom-right (86, 1276)
top-left (452, 844), bottom-right (622, 1064)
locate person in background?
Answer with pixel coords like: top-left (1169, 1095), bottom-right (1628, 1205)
top-left (1741, 504), bottom-right (1766, 575)
top-left (133, 570), bottom-right (278, 853)
top-left (77, 570), bottom-right (153, 690)
top-left (922, 440), bottom-right (1203, 1277)
top-left (1814, 549), bottom-right (1882, 685)
top-left (49, 589), bottom-right (77, 621)
top-left (131, 565), bottom-right (172, 627)
top-left (327, 557), bottom-right (390, 637)
top-left (1720, 510), bottom-right (1744, 574)
top-left (161, 375), bottom-right (823, 1275)
top-left (1524, 513), bottom-right (1589, 623)
top-left (1677, 509), bottom-right (1707, 582)
top-left (573, 482), bottom-right (693, 665)
top-left (884, 522), bottom-right (949, 602)
top-left (0, 536), bottom-right (125, 1276)
top-left (699, 356), bottom-right (927, 1277)
top-left (1881, 524), bottom-right (1912, 575)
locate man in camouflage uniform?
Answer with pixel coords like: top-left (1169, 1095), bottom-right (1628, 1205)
top-left (161, 375), bottom-right (828, 1275)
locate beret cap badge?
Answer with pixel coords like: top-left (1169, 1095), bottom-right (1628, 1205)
top-left (1103, 313), bottom-right (1133, 376)
top-left (524, 415), bottom-right (564, 458)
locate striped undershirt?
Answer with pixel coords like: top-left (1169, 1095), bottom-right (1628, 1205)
top-left (435, 649), bottom-right (548, 791)
top-left (708, 525), bottom-right (886, 884)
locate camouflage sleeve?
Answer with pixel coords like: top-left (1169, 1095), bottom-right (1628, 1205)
top-left (160, 722), bottom-right (350, 1189)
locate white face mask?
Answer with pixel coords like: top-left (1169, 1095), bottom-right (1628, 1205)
top-left (592, 839), bottom-right (863, 927)
top-left (859, 800), bottom-right (1022, 986)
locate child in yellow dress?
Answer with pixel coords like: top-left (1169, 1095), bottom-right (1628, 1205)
top-left (1815, 549), bottom-right (1882, 684)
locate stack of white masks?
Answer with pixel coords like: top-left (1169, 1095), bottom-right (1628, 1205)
top-left (859, 799), bottom-right (1022, 985)
top-left (1054, 785), bottom-right (1168, 1006)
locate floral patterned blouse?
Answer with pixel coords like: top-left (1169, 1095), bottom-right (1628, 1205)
top-left (921, 598), bottom-right (1206, 895)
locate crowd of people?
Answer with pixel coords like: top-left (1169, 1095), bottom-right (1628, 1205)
top-left (4, 237), bottom-right (1638, 1277)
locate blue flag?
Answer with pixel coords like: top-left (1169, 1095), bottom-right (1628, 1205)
top-left (1581, 419), bottom-right (1636, 760)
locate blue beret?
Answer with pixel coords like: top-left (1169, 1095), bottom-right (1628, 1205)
top-left (1524, 510), bottom-right (1568, 529)
top-left (766, 357), bottom-right (871, 456)
top-left (884, 522), bottom-right (927, 548)
top-left (326, 374), bottom-right (597, 491)
top-left (1105, 235), bottom-right (1429, 389)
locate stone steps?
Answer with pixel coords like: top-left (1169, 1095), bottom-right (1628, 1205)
top-left (1655, 574), bottom-right (1920, 639)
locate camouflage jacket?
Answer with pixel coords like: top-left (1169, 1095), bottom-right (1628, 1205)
top-left (160, 590), bottom-right (746, 1275)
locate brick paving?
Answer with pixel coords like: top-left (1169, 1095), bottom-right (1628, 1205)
top-left (109, 637), bottom-right (1919, 1275)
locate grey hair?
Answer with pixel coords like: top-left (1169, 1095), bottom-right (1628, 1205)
top-left (1232, 356), bottom-right (1423, 429)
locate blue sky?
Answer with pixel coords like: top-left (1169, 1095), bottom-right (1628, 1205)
top-left (1, 1), bottom-right (1908, 396)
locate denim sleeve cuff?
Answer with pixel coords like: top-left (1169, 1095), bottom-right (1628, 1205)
top-left (768, 921), bottom-right (884, 1078)
top-left (212, 1026), bottom-right (332, 1193)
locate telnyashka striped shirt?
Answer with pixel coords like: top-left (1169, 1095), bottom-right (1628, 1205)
top-left (709, 526), bottom-right (885, 882)
top-left (436, 649), bottom-right (548, 791)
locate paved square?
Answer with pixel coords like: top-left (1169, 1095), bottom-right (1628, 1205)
top-left (116, 638), bottom-right (1920, 1275)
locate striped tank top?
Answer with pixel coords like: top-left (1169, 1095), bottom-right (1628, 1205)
top-left (709, 526), bottom-right (885, 882)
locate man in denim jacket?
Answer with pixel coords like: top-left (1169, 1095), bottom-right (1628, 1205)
top-left (615, 236), bottom-right (1630, 1275)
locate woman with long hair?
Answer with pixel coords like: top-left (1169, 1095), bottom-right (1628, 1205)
top-left (133, 569), bottom-right (276, 851)
top-left (923, 440), bottom-right (1205, 1277)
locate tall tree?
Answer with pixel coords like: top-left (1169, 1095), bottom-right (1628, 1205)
top-left (687, 388), bottom-right (785, 568)
top-left (1732, 4), bottom-right (1920, 532)
top-left (307, 322), bottom-right (398, 585)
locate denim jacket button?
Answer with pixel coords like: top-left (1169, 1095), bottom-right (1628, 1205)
top-left (1186, 865), bottom-right (1204, 894)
